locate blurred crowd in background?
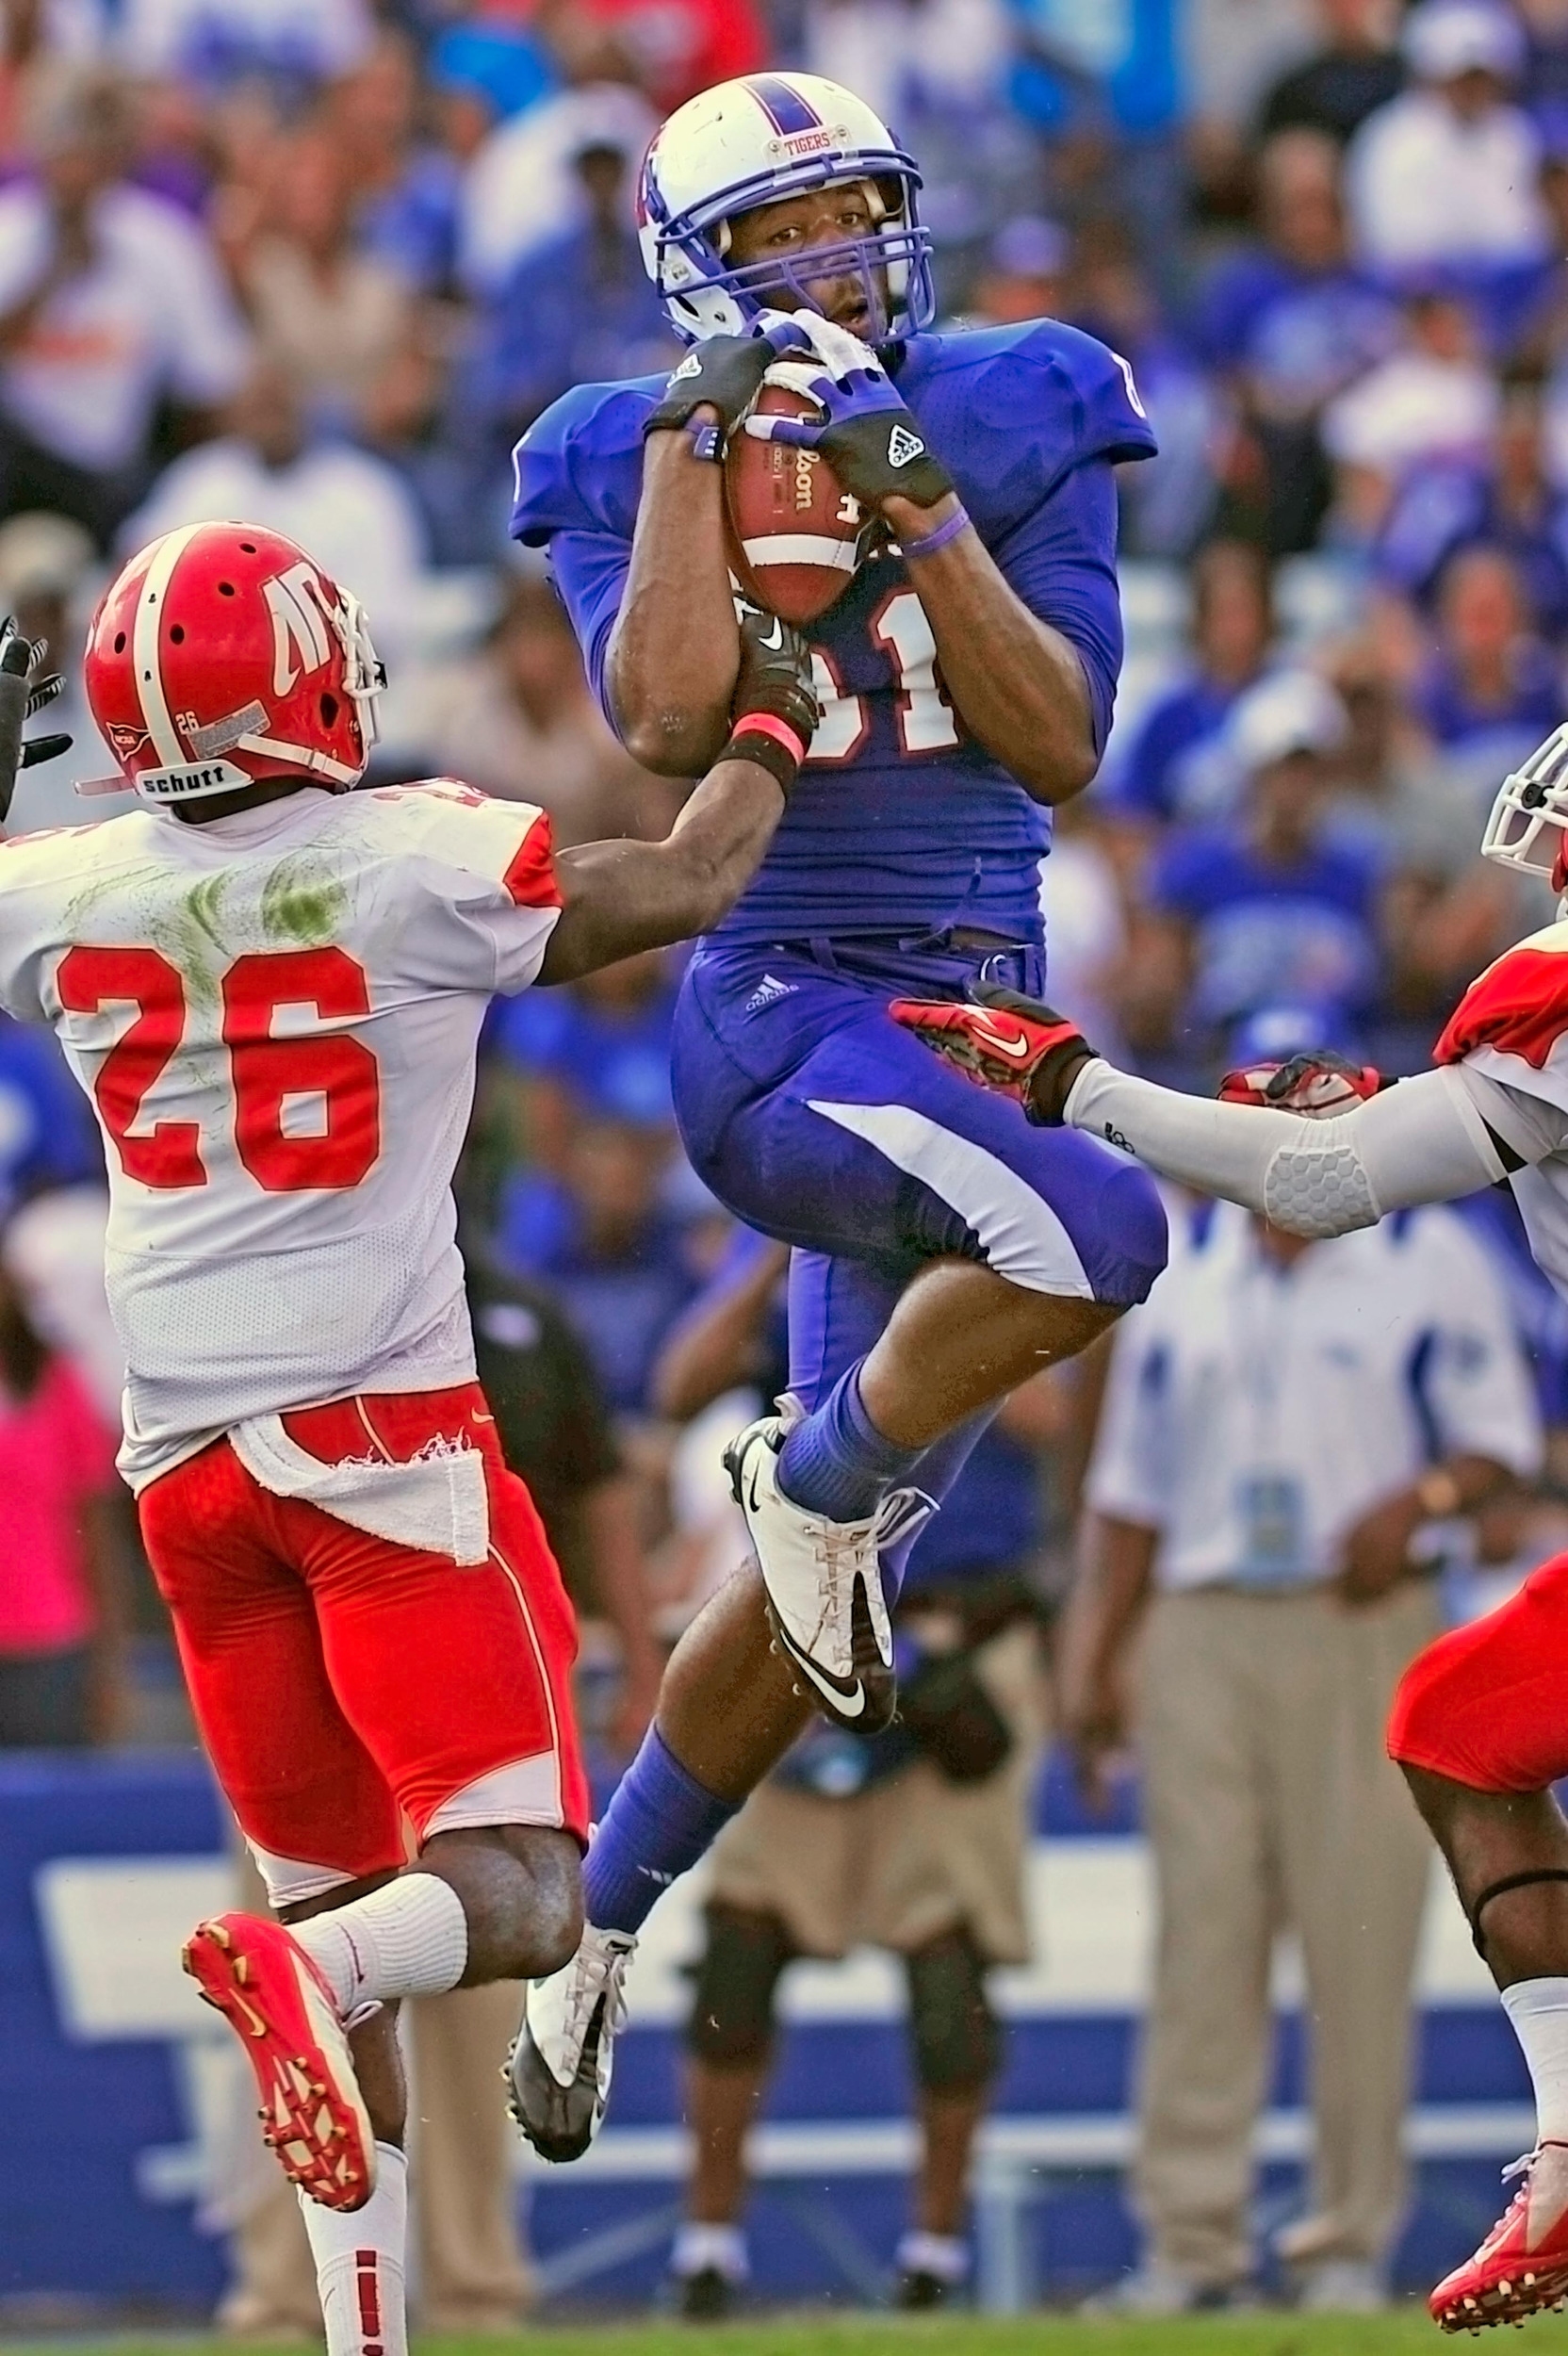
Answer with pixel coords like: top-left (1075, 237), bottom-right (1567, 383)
top-left (4, 0), bottom-right (1568, 2317)
top-left (3, 0), bottom-right (1568, 1751)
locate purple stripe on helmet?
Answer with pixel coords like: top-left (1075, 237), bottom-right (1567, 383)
top-left (746, 75), bottom-right (824, 139)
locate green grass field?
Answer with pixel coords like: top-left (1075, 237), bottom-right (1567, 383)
top-left (14, 2315), bottom-right (1549, 2356)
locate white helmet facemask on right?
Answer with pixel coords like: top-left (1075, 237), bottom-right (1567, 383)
top-left (637, 71), bottom-right (936, 345)
top-left (1482, 721), bottom-right (1568, 900)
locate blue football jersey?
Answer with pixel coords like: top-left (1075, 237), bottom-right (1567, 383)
top-left (511, 318), bottom-right (1156, 945)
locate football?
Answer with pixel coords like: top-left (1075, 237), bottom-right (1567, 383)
top-left (725, 368), bottom-right (866, 625)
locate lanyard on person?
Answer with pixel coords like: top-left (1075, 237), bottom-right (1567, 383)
top-left (1227, 1239), bottom-right (1314, 1588)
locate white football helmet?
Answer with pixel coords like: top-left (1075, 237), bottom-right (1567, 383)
top-left (637, 72), bottom-right (935, 345)
top-left (1482, 721), bottom-right (1568, 889)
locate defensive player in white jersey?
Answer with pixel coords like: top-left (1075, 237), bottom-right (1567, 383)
top-left (890, 718), bottom-right (1568, 2333)
top-left (6, 518), bottom-right (818, 2356)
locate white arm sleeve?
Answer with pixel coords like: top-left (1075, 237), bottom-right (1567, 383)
top-left (1065, 1061), bottom-right (1510, 1238)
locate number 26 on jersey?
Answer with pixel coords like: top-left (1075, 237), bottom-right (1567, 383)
top-left (57, 943), bottom-right (380, 1192)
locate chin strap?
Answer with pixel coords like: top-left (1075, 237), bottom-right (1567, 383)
top-left (1470, 1870), bottom-right (1568, 1957)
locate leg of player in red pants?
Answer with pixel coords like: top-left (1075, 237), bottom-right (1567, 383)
top-left (1388, 1550), bottom-right (1568, 2331)
top-left (141, 1388), bottom-right (589, 2356)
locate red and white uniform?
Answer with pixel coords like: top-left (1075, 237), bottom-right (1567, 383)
top-left (0, 776), bottom-right (589, 1893)
top-left (0, 779), bottom-right (559, 1486)
top-left (1431, 919), bottom-right (1568, 1302)
top-left (1389, 919), bottom-right (1568, 1796)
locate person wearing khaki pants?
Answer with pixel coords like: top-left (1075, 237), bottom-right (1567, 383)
top-left (1133, 1578), bottom-right (1438, 2293)
top-left (1065, 1197), bottom-right (1541, 2313)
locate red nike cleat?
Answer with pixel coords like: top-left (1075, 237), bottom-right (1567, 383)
top-left (1429, 2143), bottom-right (1568, 2331)
top-left (184, 1911), bottom-right (376, 2213)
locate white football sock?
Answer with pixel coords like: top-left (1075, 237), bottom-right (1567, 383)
top-left (671, 2222), bottom-right (749, 2282)
top-left (290, 1873), bottom-right (467, 2015)
top-left (1502, 1979), bottom-right (1568, 2143)
top-left (897, 2229), bottom-right (970, 2282)
top-left (299, 2140), bottom-right (407, 2356)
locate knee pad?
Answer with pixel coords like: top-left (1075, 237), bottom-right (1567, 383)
top-left (905, 1927), bottom-right (999, 2094)
top-left (686, 1906), bottom-right (793, 2067)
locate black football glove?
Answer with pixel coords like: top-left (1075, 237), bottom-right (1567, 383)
top-left (0, 619), bottom-right (69, 825)
top-left (644, 318), bottom-right (811, 442)
top-left (731, 603), bottom-right (820, 750)
top-left (890, 981), bottom-right (1097, 1124)
top-left (743, 347), bottom-right (956, 512)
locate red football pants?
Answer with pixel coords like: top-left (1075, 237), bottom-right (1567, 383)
top-left (139, 1384), bottom-right (589, 1893)
top-left (1389, 1547), bottom-right (1568, 1791)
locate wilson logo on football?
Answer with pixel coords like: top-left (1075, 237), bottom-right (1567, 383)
top-left (263, 562), bottom-right (335, 695)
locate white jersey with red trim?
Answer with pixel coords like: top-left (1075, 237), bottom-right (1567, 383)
top-left (1433, 916), bottom-right (1568, 1300)
top-left (0, 780), bottom-right (562, 1487)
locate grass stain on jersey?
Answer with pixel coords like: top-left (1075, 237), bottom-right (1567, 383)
top-left (155, 873), bottom-right (233, 1006)
top-left (260, 858), bottom-right (345, 948)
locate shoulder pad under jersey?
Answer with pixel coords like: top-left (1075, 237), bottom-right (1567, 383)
top-left (510, 373), bottom-right (663, 548)
top-left (896, 316), bottom-right (1157, 523)
top-left (1434, 923), bottom-right (1568, 1072)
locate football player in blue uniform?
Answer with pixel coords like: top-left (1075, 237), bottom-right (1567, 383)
top-left (506, 68), bottom-right (1168, 2159)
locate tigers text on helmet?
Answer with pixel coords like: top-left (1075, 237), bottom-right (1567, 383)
top-left (83, 521), bottom-right (385, 806)
top-left (1482, 720), bottom-right (1568, 894)
top-left (637, 72), bottom-right (935, 345)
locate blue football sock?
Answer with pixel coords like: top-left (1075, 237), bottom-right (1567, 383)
top-left (775, 1360), bottom-right (927, 1521)
top-left (582, 1726), bottom-right (738, 1937)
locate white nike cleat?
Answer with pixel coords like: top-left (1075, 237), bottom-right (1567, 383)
top-left (724, 1396), bottom-right (932, 1735)
top-left (506, 1923), bottom-right (636, 2164)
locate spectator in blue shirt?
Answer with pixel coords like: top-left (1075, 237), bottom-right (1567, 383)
top-left (1200, 132), bottom-right (1398, 416)
top-left (1005, 0), bottom-right (1187, 303)
top-left (1064, 218), bottom-right (1221, 558)
top-left (1105, 540), bottom-right (1276, 826)
top-left (1141, 670), bottom-right (1383, 1052)
top-left (460, 134), bottom-right (678, 457)
top-left (489, 946), bottom-right (678, 1173)
top-left (1200, 129), bottom-right (1399, 552)
top-left (329, 33), bottom-right (462, 298)
top-left (0, 1014), bottom-right (99, 1219)
top-left (1375, 376), bottom-right (1568, 636)
top-left (1411, 542), bottom-right (1563, 755)
top-left (496, 1085), bottom-right (703, 1417)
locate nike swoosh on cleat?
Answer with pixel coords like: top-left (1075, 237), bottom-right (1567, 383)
top-left (773, 1616), bottom-right (868, 1719)
top-left (758, 618), bottom-right (784, 650)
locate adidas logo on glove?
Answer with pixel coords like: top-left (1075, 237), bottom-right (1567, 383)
top-left (887, 424), bottom-right (925, 467)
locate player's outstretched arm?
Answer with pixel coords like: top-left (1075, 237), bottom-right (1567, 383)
top-left (539, 608), bottom-right (816, 985)
top-left (890, 988), bottom-right (1516, 1238)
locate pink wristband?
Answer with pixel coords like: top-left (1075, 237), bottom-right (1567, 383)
top-left (730, 710), bottom-right (807, 766)
top-left (901, 503), bottom-right (971, 559)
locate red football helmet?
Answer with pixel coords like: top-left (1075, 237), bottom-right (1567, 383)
top-left (83, 520), bottom-right (385, 805)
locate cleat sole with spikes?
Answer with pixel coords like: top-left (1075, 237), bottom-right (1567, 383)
top-left (1435, 2266), bottom-right (1568, 2331)
top-left (184, 1912), bottom-right (374, 2213)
